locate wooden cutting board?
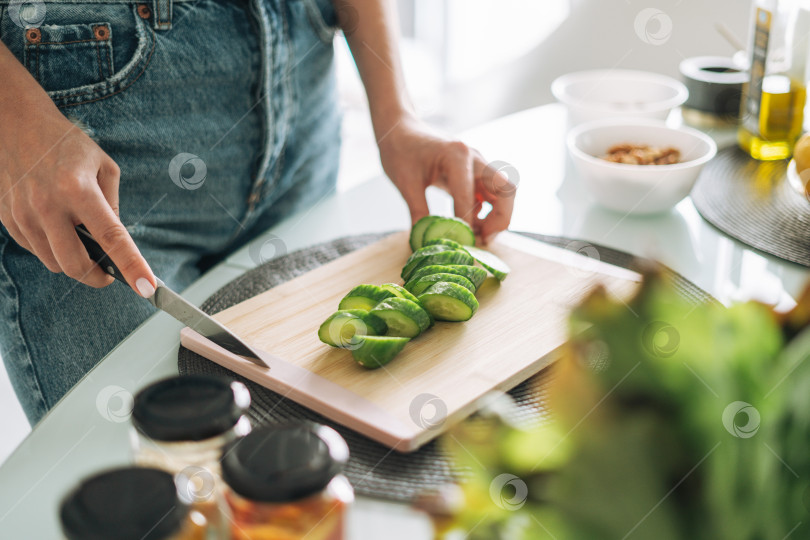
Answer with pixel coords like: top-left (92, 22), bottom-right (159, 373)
top-left (180, 232), bottom-right (639, 451)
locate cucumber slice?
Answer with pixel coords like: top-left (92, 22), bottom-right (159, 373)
top-left (409, 264), bottom-right (488, 290)
top-left (402, 250), bottom-right (475, 281)
top-left (380, 283), bottom-right (421, 304)
top-left (404, 273), bottom-right (476, 296)
top-left (381, 283), bottom-right (435, 328)
top-left (422, 217), bottom-right (475, 247)
top-left (422, 238), bottom-right (468, 252)
top-left (466, 246), bottom-right (510, 281)
top-left (370, 297), bottom-right (431, 337)
top-left (418, 282), bottom-right (479, 322)
top-left (318, 310), bottom-right (386, 348)
top-left (401, 245), bottom-right (457, 279)
top-left (405, 244), bottom-right (457, 265)
top-left (409, 216), bottom-right (441, 251)
top-left (351, 336), bottom-right (410, 369)
top-left (338, 284), bottom-right (394, 311)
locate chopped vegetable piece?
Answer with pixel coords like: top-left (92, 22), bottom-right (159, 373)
top-left (409, 264), bottom-right (488, 290)
top-left (370, 297), bottom-right (431, 337)
top-left (466, 246), bottom-right (510, 281)
top-left (351, 336), bottom-right (410, 369)
top-left (422, 217), bottom-right (475, 247)
top-left (418, 282), bottom-right (479, 322)
top-left (338, 284), bottom-right (394, 311)
top-left (401, 244), bottom-right (457, 279)
top-left (381, 283), bottom-right (434, 328)
top-left (409, 216), bottom-right (441, 251)
top-left (404, 273), bottom-right (476, 296)
top-left (318, 310), bottom-right (386, 348)
top-left (422, 238), bottom-right (468, 251)
top-left (381, 283), bottom-right (421, 304)
top-left (402, 250), bottom-right (475, 281)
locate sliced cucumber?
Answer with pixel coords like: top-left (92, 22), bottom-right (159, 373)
top-left (381, 283), bottom-right (435, 328)
top-left (401, 245), bottom-right (457, 279)
top-left (418, 282), bottom-right (479, 322)
top-left (370, 297), bottom-right (431, 337)
top-left (466, 246), bottom-right (510, 281)
top-left (318, 310), bottom-right (386, 348)
top-left (351, 336), bottom-right (410, 369)
top-left (404, 273), bottom-right (476, 296)
top-left (409, 264), bottom-right (488, 290)
top-left (409, 216), bottom-right (441, 251)
top-left (338, 284), bottom-right (394, 311)
top-left (422, 217), bottom-right (475, 247)
top-left (422, 238), bottom-right (468, 252)
top-left (381, 283), bottom-right (421, 304)
top-left (405, 244), bottom-right (457, 265)
top-left (402, 250), bottom-right (475, 281)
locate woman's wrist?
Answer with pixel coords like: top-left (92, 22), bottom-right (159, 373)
top-left (369, 94), bottom-right (418, 142)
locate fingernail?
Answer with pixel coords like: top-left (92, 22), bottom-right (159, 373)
top-left (136, 277), bottom-right (155, 298)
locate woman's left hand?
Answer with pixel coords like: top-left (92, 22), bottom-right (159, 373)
top-left (378, 117), bottom-right (517, 245)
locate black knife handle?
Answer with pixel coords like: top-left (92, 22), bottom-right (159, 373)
top-left (75, 225), bottom-right (128, 284)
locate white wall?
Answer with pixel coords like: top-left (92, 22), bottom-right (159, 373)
top-left (440, 0), bottom-right (750, 129)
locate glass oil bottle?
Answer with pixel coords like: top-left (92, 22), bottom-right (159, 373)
top-left (739, 0), bottom-right (810, 160)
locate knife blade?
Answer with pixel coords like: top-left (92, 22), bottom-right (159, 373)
top-left (75, 225), bottom-right (269, 368)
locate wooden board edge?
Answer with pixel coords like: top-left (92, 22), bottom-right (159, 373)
top-left (180, 328), bottom-right (421, 451)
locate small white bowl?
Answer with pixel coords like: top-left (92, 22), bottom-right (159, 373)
top-left (552, 69), bottom-right (688, 126)
top-left (567, 119), bottom-right (718, 215)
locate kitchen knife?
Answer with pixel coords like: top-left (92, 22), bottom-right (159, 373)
top-left (75, 225), bottom-right (269, 368)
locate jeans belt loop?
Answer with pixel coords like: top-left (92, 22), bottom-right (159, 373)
top-left (152, 0), bottom-right (172, 30)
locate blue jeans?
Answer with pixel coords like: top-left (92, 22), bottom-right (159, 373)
top-left (0, 0), bottom-right (342, 425)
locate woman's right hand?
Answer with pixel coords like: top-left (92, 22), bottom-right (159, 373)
top-left (0, 43), bottom-right (155, 297)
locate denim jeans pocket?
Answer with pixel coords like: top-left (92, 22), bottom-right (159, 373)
top-left (3, 2), bottom-right (155, 108)
top-left (24, 22), bottom-right (115, 90)
top-left (295, 0), bottom-right (337, 44)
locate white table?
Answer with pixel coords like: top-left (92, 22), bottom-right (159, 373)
top-left (0, 104), bottom-right (807, 538)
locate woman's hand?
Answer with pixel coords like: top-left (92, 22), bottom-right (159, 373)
top-left (0, 43), bottom-right (155, 296)
top-left (378, 117), bottom-right (517, 244)
top-left (335, 0), bottom-right (515, 243)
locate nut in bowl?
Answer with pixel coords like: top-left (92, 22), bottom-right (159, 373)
top-left (567, 119), bottom-right (718, 215)
top-left (552, 69), bottom-right (688, 126)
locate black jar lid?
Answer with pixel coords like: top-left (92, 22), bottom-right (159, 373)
top-left (60, 467), bottom-right (188, 540)
top-left (132, 374), bottom-right (250, 442)
top-left (222, 422), bottom-right (350, 503)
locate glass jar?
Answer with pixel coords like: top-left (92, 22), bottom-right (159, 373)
top-left (131, 374), bottom-right (252, 531)
top-left (131, 374), bottom-right (252, 474)
top-left (60, 467), bottom-right (209, 540)
top-left (220, 423), bottom-right (354, 540)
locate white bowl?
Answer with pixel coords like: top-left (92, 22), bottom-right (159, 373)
top-left (567, 119), bottom-right (718, 215)
top-left (552, 69), bottom-right (688, 126)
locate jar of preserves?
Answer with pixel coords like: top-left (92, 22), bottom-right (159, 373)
top-left (130, 374), bottom-right (252, 476)
top-left (220, 422), bottom-right (354, 540)
top-left (59, 467), bottom-right (208, 540)
top-left (131, 374), bottom-right (251, 532)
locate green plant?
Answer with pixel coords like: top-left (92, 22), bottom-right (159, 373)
top-left (442, 271), bottom-right (810, 539)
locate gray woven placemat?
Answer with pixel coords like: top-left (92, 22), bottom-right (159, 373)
top-left (691, 146), bottom-right (810, 267)
top-left (178, 232), bottom-right (714, 503)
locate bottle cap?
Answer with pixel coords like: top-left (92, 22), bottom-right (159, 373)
top-left (60, 467), bottom-right (188, 540)
top-left (132, 374), bottom-right (250, 441)
top-left (222, 422), bottom-right (349, 503)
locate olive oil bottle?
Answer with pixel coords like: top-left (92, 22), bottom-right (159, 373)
top-left (739, 0), bottom-right (810, 160)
